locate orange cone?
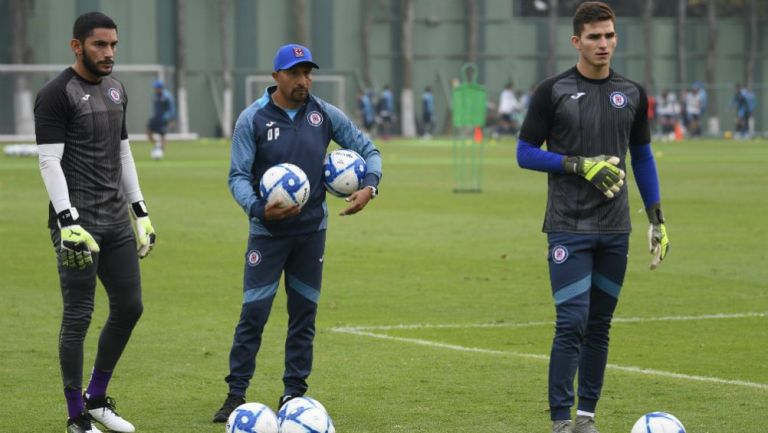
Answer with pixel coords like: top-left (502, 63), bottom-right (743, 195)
top-left (473, 126), bottom-right (483, 143)
top-left (674, 122), bottom-right (684, 141)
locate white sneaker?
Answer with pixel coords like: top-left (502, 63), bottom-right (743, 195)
top-left (86, 396), bottom-right (136, 433)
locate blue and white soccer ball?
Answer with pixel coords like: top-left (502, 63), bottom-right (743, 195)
top-left (630, 412), bottom-right (686, 433)
top-left (225, 402), bottom-right (279, 433)
top-left (277, 396), bottom-right (335, 433)
top-left (322, 149), bottom-right (366, 197)
top-left (259, 163), bottom-right (310, 209)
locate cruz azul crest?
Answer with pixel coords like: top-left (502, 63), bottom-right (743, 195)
top-left (609, 91), bottom-right (627, 109)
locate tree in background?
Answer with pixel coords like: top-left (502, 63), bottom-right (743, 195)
top-left (399, 0), bottom-right (416, 138)
top-left (677, 0), bottom-right (688, 86)
top-left (546, 0), bottom-right (559, 77)
top-left (10, 0), bottom-right (33, 135)
top-left (220, 0), bottom-right (232, 138)
top-left (705, 0), bottom-right (719, 134)
top-left (643, 0), bottom-right (654, 92)
top-left (175, 0), bottom-right (189, 136)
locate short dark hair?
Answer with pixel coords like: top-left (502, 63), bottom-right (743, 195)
top-left (73, 11), bottom-right (117, 42)
top-left (572, 2), bottom-right (615, 37)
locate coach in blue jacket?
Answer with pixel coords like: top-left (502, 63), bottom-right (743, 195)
top-left (213, 43), bottom-right (382, 423)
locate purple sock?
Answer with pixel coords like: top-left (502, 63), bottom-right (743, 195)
top-left (64, 387), bottom-right (84, 419)
top-left (85, 368), bottom-right (113, 400)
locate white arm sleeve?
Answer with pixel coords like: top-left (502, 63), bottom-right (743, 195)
top-left (120, 139), bottom-right (144, 204)
top-left (38, 143), bottom-right (71, 214)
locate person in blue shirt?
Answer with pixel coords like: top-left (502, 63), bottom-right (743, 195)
top-left (145, 79), bottom-right (175, 159)
top-left (212, 43), bottom-right (382, 423)
top-left (732, 83), bottom-right (756, 139)
top-left (378, 84), bottom-right (395, 139)
top-left (422, 86), bottom-right (434, 139)
top-left (357, 89), bottom-right (375, 134)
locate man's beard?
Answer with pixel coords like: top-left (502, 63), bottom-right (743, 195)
top-left (82, 50), bottom-right (113, 77)
top-left (289, 88), bottom-right (308, 104)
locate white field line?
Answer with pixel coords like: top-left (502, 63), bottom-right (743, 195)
top-left (331, 311), bottom-right (768, 332)
top-left (330, 312), bottom-right (768, 390)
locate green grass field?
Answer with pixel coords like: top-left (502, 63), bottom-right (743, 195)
top-left (1, 137), bottom-right (766, 433)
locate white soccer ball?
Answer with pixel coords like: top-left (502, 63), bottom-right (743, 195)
top-left (630, 412), bottom-right (686, 433)
top-left (259, 163), bottom-right (310, 209)
top-left (322, 149), bottom-right (366, 197)
top-left (150, 147), bottom-right (164, 160)
top-left (277, 396), bottom-right (335, 433)
top-left (225, 402), bottom-right (279, 433)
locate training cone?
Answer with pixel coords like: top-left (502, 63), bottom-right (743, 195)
top-left (674, 122), bottom-right (684, 141)
top-left (473, 126), bottom-right (483, 143)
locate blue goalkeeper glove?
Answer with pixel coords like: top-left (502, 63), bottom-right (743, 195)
top-left (646, 203), bottom-right (669, 270)
top-left (131, 201), bottom-right (156, 258)
top-left (564, 155), bottom-right (626, 198)
top-left (57, 208), bottom-right (100, 270)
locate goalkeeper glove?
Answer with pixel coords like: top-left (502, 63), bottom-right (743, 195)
top-left (646, 203), bottom-right (669, 270)
top-left (564, 155), bottom-right (626, 198)
top-left (57, 208), bottom-right (100, 270)
top-left (131, 201), bottom-right (156, 258)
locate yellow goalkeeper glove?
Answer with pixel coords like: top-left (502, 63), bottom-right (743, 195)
top-left (646, 203), bottom-right (669, 270)
top-left (564, 155), bottom-right (626, 199)
top-left (57, 208), bottom-right (100, 270)
top-left (131, 201), bottom-right (156, 258)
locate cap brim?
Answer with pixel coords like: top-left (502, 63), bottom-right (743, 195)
top-left (276, 60), bottom-right (320, 71)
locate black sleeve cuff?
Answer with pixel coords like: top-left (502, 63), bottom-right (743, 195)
top-left (249, 201), bottom-right (266, 220)
top-left (56, 208), bottom-right (78, 227)
top-left (131, 201), bottom-right (149, 218)
top-left (646, 202), bottom-right (664, 224)
top-left (361, 173), bottom-right (380, 188)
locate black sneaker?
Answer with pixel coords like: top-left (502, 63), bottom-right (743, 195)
top-left (212, 393), bottom-right (245, 423)
top-left (66, 412), bottom-right (103, 433)
top-left (278, 394), bottom-right (298, 410)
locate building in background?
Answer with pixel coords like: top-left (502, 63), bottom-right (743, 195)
top-left (0, 0), bottom-right (766, 138)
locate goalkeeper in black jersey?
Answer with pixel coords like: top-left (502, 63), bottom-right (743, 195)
top-left (34, 12), bottom-right (156, 433)
top-left (516, 3), bottom-right (670, 433)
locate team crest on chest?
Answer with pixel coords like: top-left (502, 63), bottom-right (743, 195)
top-left (609, 91), bottom-right (627, 108)
top-left (107, 87), bottom-right (122, 104)
top-left (551, 245), bottom-right (569, 264)
top-left (307, 111), bottom-right (323, 127)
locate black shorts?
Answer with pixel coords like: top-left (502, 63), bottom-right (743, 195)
top-left (147, 118), bottom-right (167, 135)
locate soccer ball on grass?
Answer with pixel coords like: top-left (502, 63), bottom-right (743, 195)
top-left (277, 396), bottom-right (335, 433)
top-left (630, 411), bottom-right (686, 433)
top-left (225, 402), bottom-right (278, 433)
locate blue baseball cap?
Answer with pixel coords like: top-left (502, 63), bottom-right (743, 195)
top-left (153, 79), bottom-right (164, 89)
top-left (273, 44), bottom-right (319, 71)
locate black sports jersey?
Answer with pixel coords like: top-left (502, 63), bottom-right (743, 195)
top-left (34, 68), bottom-right (130, 229)
top-left (519, 67), bottom-right (650, 234)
